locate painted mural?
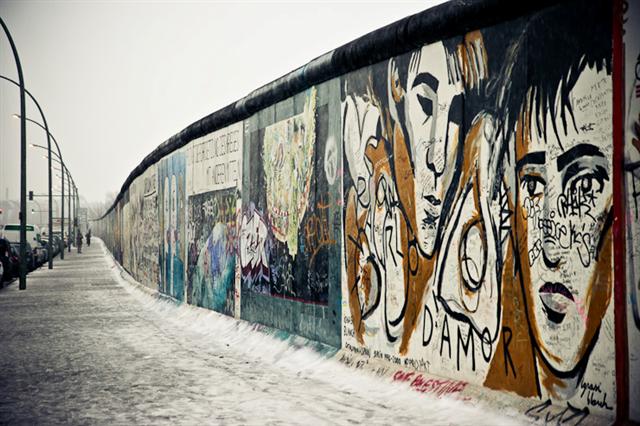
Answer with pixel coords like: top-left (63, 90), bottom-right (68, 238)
top-left (122, 192), bottom-right (132, 273)
top-left (113, 202), bottom-right (123, 265)
top-left (187, 188), bottom-right (237, 315)
top-left (158, 150), bottom-right (186, 301)
top-left (93, 0), bottom-right (635, 421)
top-left (120, 165), bottom-right (160, 289)
top-left (341, 0), bottom-right (616, 418)
top-left (624, 0), bottom-right (640, 422)
top-left (242, 87), bottom-right (339, 305)
top-left (186, 124), bottom-right (243, 316)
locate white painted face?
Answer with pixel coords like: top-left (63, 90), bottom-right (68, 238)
top-left (342, 91), bottom-right (379, 208)
top-left (403, 42), bottom-right (462, 257)
top-left (516, 66), bottom-right (612, 372)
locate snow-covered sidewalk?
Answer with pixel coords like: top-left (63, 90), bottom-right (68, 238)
top-left (0, 238), bottom-right (524, 425)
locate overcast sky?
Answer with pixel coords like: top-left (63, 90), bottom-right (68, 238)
top-left (0, 0), bottom-right (446, 207)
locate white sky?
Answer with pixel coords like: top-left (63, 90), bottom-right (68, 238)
top-left (0, 0), bottom-right (446, 206)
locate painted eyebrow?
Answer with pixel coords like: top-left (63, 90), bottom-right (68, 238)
top-left (516, 151), bottom-right (545, 171)
top-left (556, 143), bottom-right (605, 171)
top-left (411, 72), bottom-right (439, 93)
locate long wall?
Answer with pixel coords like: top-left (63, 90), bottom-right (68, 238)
top-left (95, 0), bottom-right (638, 422)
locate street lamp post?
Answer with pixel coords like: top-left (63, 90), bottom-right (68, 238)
top-left (53, 171), bottom-right (71, 251)
top-left (68, 181), bottom-right (73, 251)
top-left (2, 77), bottom-right (56, 267)
top-left (57, 168), bottom-right (79, 249)
top-left (1, 79), bottom-right (55, 268)
top-left (1, 17), bottom-right (28, 288)
top-left (22, 121), bottom-right (66, 260)
top-left (53, 164), bottom-right (76, 253)
top-left (71, 181), bottom-right (78, 249)
top-left (51, 158), bottom-right (74, 253)
top-left (71, 183), bottom-right (78, 249)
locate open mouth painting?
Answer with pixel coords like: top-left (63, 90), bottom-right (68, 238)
top-left (539, 282), bottom-right (574, 324)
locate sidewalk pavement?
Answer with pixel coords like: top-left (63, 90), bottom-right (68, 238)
top-left (0, 239), bottom-right (521, 425)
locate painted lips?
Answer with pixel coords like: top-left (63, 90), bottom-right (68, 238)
top-left (539, 282), bottom-right (574, 301)
top-left (539, 282), bottom-right (574, 324)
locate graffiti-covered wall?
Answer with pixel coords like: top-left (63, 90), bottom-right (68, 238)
top-left (241, 83), bottom-right (342, 346)
top-left (341, 0), bottom-right (617, 419)
top-left (186, 123), bottom-right (242, 317)
top-left (121, 165), bottom-right (159, 289)
top-left (158, 150), bottom-right (187, 300)
top-left (95, 0), bottom-right (635, 422)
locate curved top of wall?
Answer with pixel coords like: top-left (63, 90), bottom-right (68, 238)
top-left (99, 0), bottom-right (565, 219)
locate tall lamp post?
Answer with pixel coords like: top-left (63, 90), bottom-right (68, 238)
top-left (53, 163), bottom-right (77, 252)
top-left (60, 169), bottom-right (79, 245)
top-left (20, 119), bottom-right (66, 260)
top-left (50, 158), bottom-right (74, 252)
top-left (73, 183), bottom-right (78, 240)
top-left (71, 180), bottom-right (78, 248)
top-left (57, 171), bottom-right (73, 252)
top-left (1, 17), bottom-right (28, 289)
top-left (2, 78), bottom-right (54, 268)
top-left (47, 160), bottom-right (80, 252)
top-left (51, 158), bottom-right (74, 253)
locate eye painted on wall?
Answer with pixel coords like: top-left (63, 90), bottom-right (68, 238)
top-left (566, 166), bottom-right (608, 196)
top-left (557, 143), bottom-right (608, 197)
top-left (416, 94), bottom-right (433, 121)
top-left (520, 174), bottom-right (546, 198)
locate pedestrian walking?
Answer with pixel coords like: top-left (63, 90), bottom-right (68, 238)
top-left (86, 229), bottom-right (91, 247)
top-left (76, 231), bottom-right (82, 254)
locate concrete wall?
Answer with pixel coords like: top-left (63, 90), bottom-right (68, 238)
top-left (341, 4), bottom-right (618, 420)
top-left (95, 0), bottom-right (637, 422)
top-left (240, 83), bottom-right (343, 347)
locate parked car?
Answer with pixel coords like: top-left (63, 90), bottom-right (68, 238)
top-left (10, 242), bottom-right (36, 271)
top-left (33, 243), bottom-right (43, 267)
top-left (0, 223), bottom-right (41, 247)
top-left (53, 235), bottom-right (63, 254)
top-left (8, 245), bottom-right (20, 276)
top-left (0, 237), bottom-right (17, 282)
top-left (52, 231), bottom-right (66, 249)
top-left (33, 241), bottom-right (48, 266)
top-left (40, 238), bottom-right (50, 257)
top-left (41, 238), bottom-right (60, 258)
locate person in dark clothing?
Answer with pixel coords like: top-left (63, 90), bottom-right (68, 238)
top-left (76, 231), bottom-right (82, 254)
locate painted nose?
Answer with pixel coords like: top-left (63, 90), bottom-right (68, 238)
top-left (426, 138), bottom-right (445, 177)
top-left (541, 243), bottom-right (561, 269)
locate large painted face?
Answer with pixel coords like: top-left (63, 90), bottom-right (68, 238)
top-left (262, 88), bottom-right (316, 257)
top-left (403, 42), bottom-right (462, 256)
top-left (343, 90), bottom-right (379, 202)
top-left (515, 66), bottom-right (612, 373)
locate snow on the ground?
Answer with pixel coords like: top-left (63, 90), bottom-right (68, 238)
top-left (100, 238), bottom-right (526, 425)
